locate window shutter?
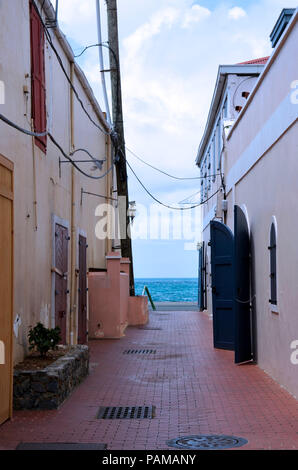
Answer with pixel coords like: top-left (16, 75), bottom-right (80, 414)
top-left (30, 1), bottom-right (47, 152)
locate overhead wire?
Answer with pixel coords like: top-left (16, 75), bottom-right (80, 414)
top-left (126, 159), bottom-right (221, 211)
top-left (70, 148), bottom-right (106, 171)
top-left (49, 133), bottom-right (114, 180)
top-left (179, 189), bottom-right (201, 205)
top-left (74, 42), bottom-right (121, 139)
top-left (32, 0), bottom-right (111, 137)
top-left (14, 1), bottom-right (219, 201)
top-left (126, 146), bottom-right (220, 181)
top-left (5, 0), bottom-right (117, 181)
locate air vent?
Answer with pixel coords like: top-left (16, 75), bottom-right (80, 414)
top-left (97, 406), bottom-right (155, 420)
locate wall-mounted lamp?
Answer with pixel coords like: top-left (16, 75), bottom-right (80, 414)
top-left (128, 201), bottom-right (136, 225)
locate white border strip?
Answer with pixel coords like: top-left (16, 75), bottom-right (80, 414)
top-left (226, 91), bottom-right (298, 193)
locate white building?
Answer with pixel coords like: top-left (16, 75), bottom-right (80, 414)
top-left (196, 8), bottom-right (298, 398)
top-left (196, 60), bottom-right (267, 311)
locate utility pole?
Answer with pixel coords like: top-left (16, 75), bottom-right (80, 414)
top-left (106, 0), bottom-right (135, 295)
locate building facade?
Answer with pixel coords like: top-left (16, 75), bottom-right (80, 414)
top-left (196, 8), bottom-right (298, 398)
top-left (196, 61), bottom-right (267, 313)
top-left (0, 0), bottom-right (147, 426)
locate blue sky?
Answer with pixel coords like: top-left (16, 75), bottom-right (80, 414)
top-left (57, 0), bottom-right (297, 278)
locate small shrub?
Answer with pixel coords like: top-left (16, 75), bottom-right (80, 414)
top-left (28, 322), bottom-right (61, 358)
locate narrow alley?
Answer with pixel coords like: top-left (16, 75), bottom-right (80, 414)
top-left (1, 308), bottom-right (298, 451)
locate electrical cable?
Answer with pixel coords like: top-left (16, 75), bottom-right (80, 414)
top-left (32, 0), bottom-right (111, 136)
top-left (74, 43), bottom-right (117, 63)
top-left (95, 0), bottom-right (112, 125)
top-left (0, 112), bottom-right (48, 138)
top-left (179, 189), bottom-right (201, 205)
top-left (48, 132), bottom-right (114, 179)
top-left (74, 42), bottom-right (121, 133)
top-left (0, 111), bottom-right (114, 180)
top-left (126, 159), bottom-right (221, 210)
top-left (126, 146), bottom-right (220, 181)
top-left (70, 148), bottom-right (106, 170)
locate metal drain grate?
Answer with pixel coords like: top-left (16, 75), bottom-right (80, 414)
top-left (16, 442), bottom-right (107, 450)
top-left (123, 349), bottom-right (156, 355)
top-left (167, 435), bottom-right (248, 450)
top-left (138, 326), bottom-right (162, 331)
top-left (97, 406), bottom-right (155, 419)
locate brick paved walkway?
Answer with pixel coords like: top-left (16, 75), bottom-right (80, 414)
top-left (1, 309), bottom-right (298, 450)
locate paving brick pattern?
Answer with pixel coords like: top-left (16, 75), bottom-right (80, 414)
top-left (1, 310), bottom-right (298, 450)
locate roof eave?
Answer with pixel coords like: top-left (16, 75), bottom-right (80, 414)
top-left (195, 64), bottom-right (265, 166)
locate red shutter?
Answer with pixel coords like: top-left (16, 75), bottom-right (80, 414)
top-left (30, 1), bottom-right (47, 152)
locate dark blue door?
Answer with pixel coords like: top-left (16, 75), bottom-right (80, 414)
top-left (198, 242), bottom-right (204, 311)
top-left (210, 221), bottom-right (235, 350)
top-left (234, 206), bottom-right (252, 364)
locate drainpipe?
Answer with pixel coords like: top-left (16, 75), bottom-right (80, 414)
top-left (95, 0), bottom-right (112, 126)
top-left (31, 119), bottom-right (38, 231)
top-left (106, 133), bottom-right (113, 254)
top-left (70, 62), bottom-right (76, 345)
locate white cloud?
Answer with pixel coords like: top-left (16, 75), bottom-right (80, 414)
top-left (228, 6), bottom-right (247, 20)
top-left (182, 4), bottom-right (211, 29)
top-left (123, 7), bottom-right (179, 61)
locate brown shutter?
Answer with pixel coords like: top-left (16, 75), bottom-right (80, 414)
top-left (30, 1), bottom-right (47, 152)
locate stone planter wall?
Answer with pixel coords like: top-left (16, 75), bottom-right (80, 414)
top-left (13, 345), bottom-right (89, 410)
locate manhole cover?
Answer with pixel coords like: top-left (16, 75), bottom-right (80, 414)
top-left (167, 435), bottom-right (248, 450)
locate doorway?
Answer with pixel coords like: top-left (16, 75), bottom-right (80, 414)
top-left (54, 221), bottom-right (69, 344)
top-left (0, 155), bottom-right (13, 425)
top-left (77, 234), bottom-right (87, 344)
top-left (210, 220), bottom-right (235, 350)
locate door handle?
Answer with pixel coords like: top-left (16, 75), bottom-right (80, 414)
top-left (212, 286), bottom-right (217, 294)
top-left (59, 310), bottom-right (66, 318)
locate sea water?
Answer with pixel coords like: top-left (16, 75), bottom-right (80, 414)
top-left (135, 278), bottom-right (198, 303)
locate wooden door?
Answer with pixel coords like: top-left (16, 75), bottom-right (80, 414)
top-left (0, 155), bottom-right (13, 425)
top-left (78, 235), bottom-right (87, 344)
top-left (198, 243), bottom-right (204, 311)
top-left (210, 220), bottom-right (235, 351)
top-left (54, 223), bottom-right (68, 344)
top-left (234, 205), bottom-right (252, 364)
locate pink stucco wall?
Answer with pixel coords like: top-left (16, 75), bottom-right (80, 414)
top-left (88, 253), bottom-right (148, 339)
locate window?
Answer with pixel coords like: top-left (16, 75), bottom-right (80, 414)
top-left (217, 119), bottom-right (221, 170)
top-left (212, 137), bottom-right (216, 182)
top-left (207, 149), bottom-right (211, 190)
top-left (30, 1), bottom-right (47, 152)
top-left (200, 179), bottom-right (204, 202)
top-left (269, 222), bottom-right (277, 305)
top-left (204, 158), bottom-right (207, 198)
top-left (222, 97), bottom-right (228, 119)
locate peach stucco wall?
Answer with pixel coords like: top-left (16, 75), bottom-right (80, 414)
top-left (88, 254), bottom-right (148, 339)
top-left (0, 0), bottom-right (112, 363)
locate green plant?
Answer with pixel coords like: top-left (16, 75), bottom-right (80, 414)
top-left (28, 322), bottom-right (61, 358)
